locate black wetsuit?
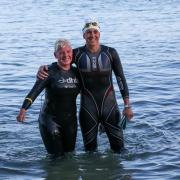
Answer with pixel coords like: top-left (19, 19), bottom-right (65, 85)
top-left (21, 63), bottom-right (80, 155)
top-left (73, 45), bottom-right (129, 152)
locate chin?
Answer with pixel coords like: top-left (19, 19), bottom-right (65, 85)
top-left (89, 41), bottom-right (98, 45)
top-left (62, 62), bottom-right (71, 66)
top-left (88, 43), bottom-right (95, 46)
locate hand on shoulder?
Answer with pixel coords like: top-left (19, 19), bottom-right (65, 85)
top-left (37, 65), bottom-right (49, 79)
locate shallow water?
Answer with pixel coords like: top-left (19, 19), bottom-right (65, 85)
top-left (0, 0), bottom-right (180, 179)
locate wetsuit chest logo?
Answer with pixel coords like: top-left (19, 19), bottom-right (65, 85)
top-left (58, 77), bottom-right (78, 84)
top-left (78, 52), bottom-right (111, 72)
top-left (57, 77), bottom-right (78, 88)
top-left (92, 57), bottom-right (97, 71)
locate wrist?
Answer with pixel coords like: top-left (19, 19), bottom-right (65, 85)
top-left (20, 108), bottom-right (26, 112)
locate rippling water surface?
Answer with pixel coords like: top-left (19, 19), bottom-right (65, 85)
top-left (0, 0), bottom-right (180, 179)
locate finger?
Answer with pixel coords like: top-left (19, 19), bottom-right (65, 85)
top-left (17, 115), bottom-right (25, 122)
top-left (40, 73), bottom-right (48, 78)
top-left (128, 114), bottom-right (133, 121)
top-left (20, 117), bottom-right (25, 122)
top-left (39, 66), bottom-right (44, 71)
top-left (17, 118), bottom-right (23, 122)
top-left (44, 65), bottom-right (48, 71)
top-left (37, 72), bottom-right (47, 79)
top-left (16, 117), bottom-right (20, 121)
top-left (42, 71), bottom-right (49, 76)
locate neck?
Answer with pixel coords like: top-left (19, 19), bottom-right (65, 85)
top-left (86, 44), bottom-right (100, 53)
top-left (57, 63), bottom-right (70, 71)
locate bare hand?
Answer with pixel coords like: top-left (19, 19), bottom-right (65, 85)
top-left (16, 108), bottom-right (26, 122)
top-left (37, 65), bottom-right (49, 80)
top-left (123, 107), bottom-right (134, 121)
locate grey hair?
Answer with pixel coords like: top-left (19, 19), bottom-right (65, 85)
top-left (54, 38), bottom-right (71, 52)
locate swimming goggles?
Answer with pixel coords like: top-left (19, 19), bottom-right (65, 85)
top-left (84, 22), bottom-right (100, 28)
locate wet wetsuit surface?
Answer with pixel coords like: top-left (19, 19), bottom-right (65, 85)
top-left (73, 45), bottom-right (129, 152)
top-left (21, 63), bottom-right (80, 155)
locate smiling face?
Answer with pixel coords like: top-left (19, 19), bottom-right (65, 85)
top-left (83, 28), bottom-right (100, 47)
top-left (54, 45), bottom-right (73, 68)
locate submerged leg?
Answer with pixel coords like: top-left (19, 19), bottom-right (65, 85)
top-left (103, 106), bottom-right (124, 153)
top-left (39, 114), bottom-right (64, 156)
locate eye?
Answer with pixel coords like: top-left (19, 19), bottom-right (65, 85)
top-left (86, 30), bottom-right (91, 33)
top-left (93, 30), bottom-right (98, 34)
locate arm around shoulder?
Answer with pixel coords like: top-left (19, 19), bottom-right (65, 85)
top-left (37, 65), bottom-right (49, 80)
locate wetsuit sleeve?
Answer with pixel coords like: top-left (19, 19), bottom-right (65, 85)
top-left (73, 48), bottom-right (78, 64)
top-left (77, 70), bottom-right (82, 92)
top-left (21, 78), bottom-right (48, 110)
top-left (111, 48), bottom-right (129, 98)
top-left (73, 47), bottom-right (84, 65)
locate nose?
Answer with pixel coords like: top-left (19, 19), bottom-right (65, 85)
top-left (90, 31), bottom-right (95, 36)
top-left (63, 51), bottom-right (68, 58)
top-left (91, 32), bottom-right (96, 37)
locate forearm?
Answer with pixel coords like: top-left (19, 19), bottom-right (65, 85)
top-left (22, 98), bottom-right (32, 110)
top-left (111, 48), bottom-right (129, 98)
top-left (21, 79), bottom-right (46, 110)
top-left (116, 76), bottom-right (129, 98)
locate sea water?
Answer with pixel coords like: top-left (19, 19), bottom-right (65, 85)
top-left (0, 0), bottom-right (180, 179)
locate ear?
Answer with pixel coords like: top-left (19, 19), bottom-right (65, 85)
top-left (83, 33), bottom-right (85, 39)
top-left (54, 52), bottom-right (57, 58)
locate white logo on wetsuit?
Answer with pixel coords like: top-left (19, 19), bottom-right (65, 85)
top-left (58, 77), bottom-right (78, 84)
top-left (58, 77), bottom-right (78, 88)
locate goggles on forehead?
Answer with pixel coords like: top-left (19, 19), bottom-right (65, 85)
top-left (82, 22), bottom-right (100, 34)
top-left (84, 22), bottom-right (100, 28)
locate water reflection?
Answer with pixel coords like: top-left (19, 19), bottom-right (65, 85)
top-left (42, 152), bottom-right (132, 180)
